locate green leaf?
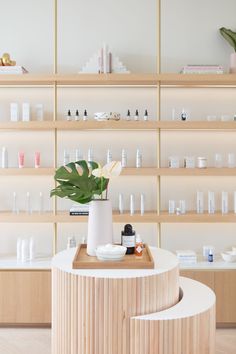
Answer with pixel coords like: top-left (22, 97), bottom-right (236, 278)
top-left (219, 27), bottom-right (236, 52)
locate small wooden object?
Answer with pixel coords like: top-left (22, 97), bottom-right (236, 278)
top-left (72, 244), bottom-right (154, 269)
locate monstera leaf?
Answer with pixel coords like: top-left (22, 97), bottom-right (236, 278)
top-left (50, 160), bottom-right (108, 204)
top-left (220, 27), bottom-right (236, 52)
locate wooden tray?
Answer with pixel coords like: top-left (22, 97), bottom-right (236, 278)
top-left (72, 244), bottom-right (154, 269)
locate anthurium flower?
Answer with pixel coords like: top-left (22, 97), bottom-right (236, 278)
top-left (92, 161), bottom-right (122, 178)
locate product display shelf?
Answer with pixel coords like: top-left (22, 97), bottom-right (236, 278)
top-left (159, 168), bottom-right (236, 176)
top-left (180, 259), bottom-right (236, 270)
top-left (0, 254), bottom-right (51, 270)
top-left (0, 168), bottom-right (54, 176)
top-left (160, 211), bottom-right (236, 223)
top-left (55, 120), bottom-right (158, 130)
top-left (159, 121), bottom-right (236, 130)
top-left (159, 73), bottom-right (236, 86)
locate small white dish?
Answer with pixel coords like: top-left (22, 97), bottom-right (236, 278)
top-left (95, 244), bottom-right (127, 261)
top-left (221, 251), bottom-right (236, 262)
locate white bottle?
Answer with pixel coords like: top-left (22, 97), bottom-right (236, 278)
top-left (13, 191), bottom-right (18, 214)
top-left (17, 238), bottom-right (22, 261)
top-left (179, 200), bottom-right (186, 214)
top-left (88, 148), bottom-right (94, 162)
top-left (134, 109), bottom-right (139, 121)
top-left (140, 194), bottom-right (145, 215)
top-left (119, 193), bottom-right (124, 214)
top-left (234, 191), bottom-right (236, 213)
top-left (168, 200), bottom-right (175, 214)
top-left (22, 103), bottom-right (30, 121)
top-left (121, 149), bottom-right (127, 167)
top-left (21, 239), bottom-right (29, 262)
top-left (136, 149), bottom-right (142, 168)
top-left (75, 148), bottom-right (83, 161)
top-left (1, 147), bottom-right (8, 168)
top-left (221, 191), bottom-right (228, 214)
top-left (10, 103), bottom-right (19, 122)
top-left (35, 104), bottom-right (44, 121)
top-left (63, 150), bottom-right (70, 165)
top-left (130, 194), bottom-right (135, 215)
top-left (196, 191), bottom-right (204, 214)
top-left (26, 192), bottom-right (32, 214)
top-left (143, 110), bottom-right (148, 121)
top-left (39, 192), bottom-right (43, 214)
top-left (208, 191), bottom-right (215, 214)
top-left (106, 149), bottom-right (112, 164)
top-left (29, 237), bottom-right (35, 261)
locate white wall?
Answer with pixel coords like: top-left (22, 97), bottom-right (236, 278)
top-left (0, 0), bottom-right (236, 257)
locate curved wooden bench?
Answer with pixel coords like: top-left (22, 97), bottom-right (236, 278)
top-left (130, 276), bottom-right (216, 354)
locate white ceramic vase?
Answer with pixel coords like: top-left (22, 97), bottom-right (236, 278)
top-left (230, 53), bottom-right (236, 73)
top-left (87, 199), bottom-right (113, 256)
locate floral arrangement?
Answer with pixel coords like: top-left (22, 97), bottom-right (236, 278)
top-left (50, 160), bottom-right (122, 204)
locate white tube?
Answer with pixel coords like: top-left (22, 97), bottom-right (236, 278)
top-left (21, 239), bottom-right (29, 263)
top-left (140, 194), bottom-right (145, 215)
top-left (130, 194), bottom-right (135, 215)
top-left (168, 200), bottom-right (175, 214)
top-left (29, 237), bottom-right (35, 261)
top-left (63, 150), bottom-right (70, 165)
top-left (26, 192), bottom-right (32, 214)
top-left (106, 149), bottom-right (112, 164)
top-left (75, 148), bottom-right (83, 161)
top-left (179, 200), bottom-right (186, 214)
top-left (208, 191), bottom-right (215, 214)
top-left (196, 191), bottom-right (204, 214)
top-left (221, 191), bottom-right (228, 214)
top-left (39, 192), bottom-right (43, 214)
top-left (88, 148), bottom-right (93, 162)
top-left (136, 149), bottom-right (142, 168)
top-left (119, 193), bottom-right (124, 214)
top-left (121, 149), bottom-right (127, 168)
top-left (1, 147), bottom-right (8, 168)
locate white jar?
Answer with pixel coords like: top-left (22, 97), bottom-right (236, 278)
top-left (197, 157), bottom-right (207, 168)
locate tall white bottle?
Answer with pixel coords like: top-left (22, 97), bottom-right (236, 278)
top-left (1, 147), bottom-right (8, 168)
top-left (119, 193), bottom-right (124, 214)
top-left (29, 237), bottom-right (35, 261)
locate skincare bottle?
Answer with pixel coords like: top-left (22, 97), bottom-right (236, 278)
top-left (66, 110), bottom-right (72, 121)
top-left (63, 150), bottom-right (70, 165)
top-left (140, 193), bottom-right (145, 215)
top-left (208, 249), bottom-right (214, 262)
top-left (29, 237), bottom-right (35, 261)
top-left (134, 109), bottom-right (139, 121)
top-left (34, 152), bottom-right (40, 168)
top-left (88, 148), bottom-right (94, 162)
top-left (1, 147), bottom-right (8, 168)
top-left (67, 237), bottom-right (76, 249)
top-left (136, 149), bottom-right (142, 168)
top-left (21, 239), bottom-right (28, 262)
top-left (234, 191), bottom-right (236, 213)
top-left (17, 238), bottom-right (22, 261)
top-left (75, 110), bottom-right (80, 121)
top-left (10, 103), bottom-right (19, 122)
top-left (181, 109), bottom-right (187, 121)
top-left (168, 200), bottom-right (175, 214)
top-left (208, 191), bottom-right (215, 214)
top-left (135, 235), bottom-right (143, 257)
top-left (12, 192), bottom-right (18, 214)
top-left (130, 194), bottom-right (135, 215)
top-left (179, 200), bottom-right (186, 214)
top-left (83, 110), bottom-right (88, 121)
top-left (35, 104), bottom-right (44, 121)
top-left (126, 109), bottom-right (131, 121)
top-left (26, 192), bottom-right (32, 214)
top-left (221, 191), bottom-right (228, 214)
top-left (106, 149), bottom-right (112, 164)
top-left (121, 149), bottom-right (127, 167)
top-left (22, 103), bottom-right (30, 121)
top-left (75, 148), bottom-right (83, 161)
top-left (171, 108), bottom-right (176, 121)
top-left (119, 193), bottom-right (124, 214)
top-left (143, 109), bottom-right (148, 121)
top-left (121, 224), bottom-right (136, 254)
top-left (18, 152), bottom-right (25, 168)
top-left (196, 191), bottom-right (204, 214)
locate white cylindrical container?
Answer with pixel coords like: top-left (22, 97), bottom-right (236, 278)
top-left (179, 200), bottom-right (186, 214)
top-left (184, 156), bottom-right (195, 168)
top-left (234, 191), bottom-right (236, 213)
top-left (221, 191), bottom-right (228, 214)
top-left (12, 191), bottom-right (18, 214)
top-left (140, 193), bottom-right (145, 215)
top-left (118, 193), bottom-right (124, 214)
top-left (75, 148), bottom-right (83, 161)
top-left (168, 200), bottom-right (175, 214)
top-left (29, 237), bottom-right (35, 261)
top-left (197, 157), bottom-right (207, 169)
top-left (87, 200), bottom-right (113, 256)
top-left (228, 153), bottom-right (235, 168)
top-left (26, 192), bottom-right (32, 214)
top-left (1, 147), bottom-right (8, 168)
top-left (196, 191), bottom-right (204, 214)
top-left (214, 153), bottom-right (223, 168)
top-left (208, 191), bottom-right (215, 214)
top-left (168, 156), bottom-right (180, 168)
top-left (121, 149), bottom-right (127, 168)
top-left (106, 149), bottom-right (112, 164)
top-left (21, 239), bottom-right (29, 262)
top-left (130, 194), bottom-right (135, 215)
top-left (88, 148), bottom-right (93, 162)
top-left (17, 238), bottom-right (22, 261)
top-left (39, 192), bottom-right (43, 214)
top-left (136, 149), bottom-right (142, 168)
top-left (63, 150), bottom-right (70, 165)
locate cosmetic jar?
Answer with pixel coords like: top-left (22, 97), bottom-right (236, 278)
top-left (197, 157), bottom-right (207, 168)
top-left (168, 156), bottom-right (180, 168)
top-left (184, 156), bottom-right (195, 168)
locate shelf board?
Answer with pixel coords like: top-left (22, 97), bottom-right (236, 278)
top-left (56, 120), bottom-right (158, 130)
top-left (158, 121), bottom-right (236, 130)
top-left (159, 168), bottom-right (236, 176)
top-left (159, 73), bottom-right (236, 86)
top-left (0, 74), bottom-right (55, 86)
top-left (0, 121), bottom-right (55, 130)
top-left (0, 212), bottom-right (55, 223)
top-left (160, 211), bottom-right (236, 223)
top-left (0, 168), bottom-right (54, 176)
top-left (0, 255), bottom-right (52, 270)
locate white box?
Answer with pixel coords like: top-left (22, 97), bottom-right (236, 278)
top-left (22, 103), bottom-right (30, 121)
top-left (10, 103), bottom-right (19, 122)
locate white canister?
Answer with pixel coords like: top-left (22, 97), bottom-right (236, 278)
top-left (197, 157), bottom-right (207, 169)
top-left (21, 239), bottom-right (29, 262)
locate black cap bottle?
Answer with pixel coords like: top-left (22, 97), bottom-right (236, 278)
top-left (121, 224), bottom-right (136, 254)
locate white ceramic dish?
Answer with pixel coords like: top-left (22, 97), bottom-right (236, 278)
top-left (95, 244), bottom-right (127, 261)
top-left (221, 251), bottom-right (236, 262)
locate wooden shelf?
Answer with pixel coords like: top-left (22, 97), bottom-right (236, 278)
top-left (158, 121), bottom-right (236, 130)
top-left (159, 168), bottom-right (236, 176)
top-left (159, 73), bottom-right (236, 86)
top-left (0, 121), bottom-right (55, 130)
top-left (0, 212), bottom-right (56, 223)
top-left (160, 211), bottom-right (236, 223)
top-left (56, 120), bottom-right (158, 130)
top-left (0, 168), bottom-right (54, 176)
top-left (0, 74), bottom-right (55, 86)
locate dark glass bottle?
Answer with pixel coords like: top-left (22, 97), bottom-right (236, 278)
top-left (121, 224), bottom-right (136, 254)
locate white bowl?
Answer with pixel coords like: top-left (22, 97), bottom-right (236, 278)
top-left (95, 244), bottom-right (127, 261)
top-left (221, 251), bottom-right (236, 262)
